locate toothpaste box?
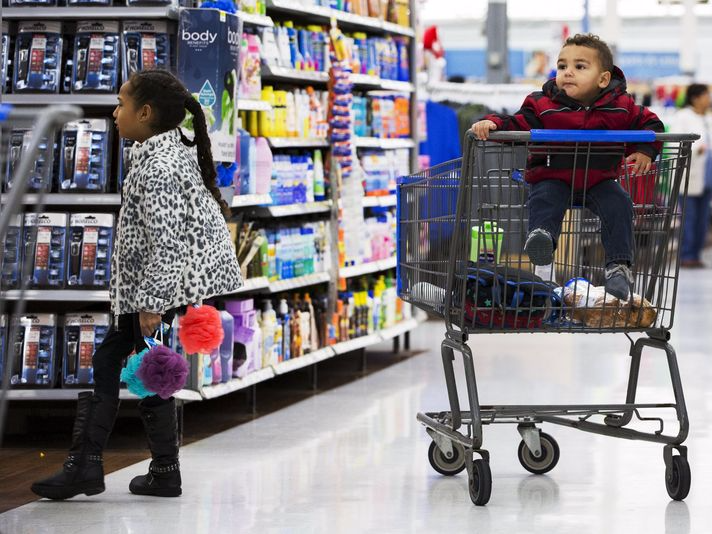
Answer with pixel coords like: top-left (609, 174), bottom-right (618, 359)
top-left (177, 8), bottom-right (242, 164)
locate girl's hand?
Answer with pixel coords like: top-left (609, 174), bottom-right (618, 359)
top-left (697, 143), bottom-right (707, 155)
top-left (625, 152), bottom-right (653, 175)
top-left (471, 120), bottom-right (497, 140)
top-left (139, 311), bottom-right (162, 337)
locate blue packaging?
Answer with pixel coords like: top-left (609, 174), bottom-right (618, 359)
top-left (1, 214), bottom-right (24, 291)
top-left (71, 21), bottom-right (120, 93)
top-left (62, 313), bottom-right (110, 387)
top-left (13, 21), bottom-right (63, 93)
top-left (177, 8), bottom-right (242, 164)
top-left (9, 0), bottom-right (56, 5)
top-left (121, 21), bottom-right (171, 82)
top-left (4, 128), bottom-right (56, 192)
top-left (9, 313), bottom-right (58, 388)
top-left (396, 37), bottom-right (410, 82)
top-left (1, 22), bottom-right (10, 94)
top-left (59, 119), bottom-right (112, 192)
top-left (67, 213), bottom-right (114, 288)
top-left (23, 212), bottom-right (68, 289)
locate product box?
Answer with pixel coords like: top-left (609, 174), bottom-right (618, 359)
top-left (0, 315), bottom-right (8, 383)
top-left (13, 21), bottom-right (63, 93)
top-left (4, 128), bottom-right (57, 192)
top-left (9, 313), bottom-right (58, 388)
top-left (71, 21), bottom-right (120, 93)
top-left (1, 214), bottom-right (24, 291)
top-left (1, 22), bottom-right (10, 94)
top-left (62, 313), bottom-right (110, 387)
top-left (177, 8), bottom-right (242, 163)
top-left (121, 21), bottom-right (171, 82)
top-left (67, 213), bottom-right (114, 287)
top-left (9, 0), bottom-right (56, 5)
top-left (23, 212), bottom-right (68, 288)
top-left (67, 0), bottom-right (111, 5)
top-left (117, 138), bottom-right (135, 191)
top-left (59, 119), bottom-right (112, 192)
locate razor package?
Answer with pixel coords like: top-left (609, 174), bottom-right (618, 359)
top-left (13, 21), bottom-right (63, 93)
top-left (63, 313), bottom-right (110, 387)
top-left (67, 213), bottom-right (114, 287)
top-left (1, 22), bottom-right (10, 94)
top-left (1, 215), bottom-right (23, 291)
top-left (4, 128), bottom-right (56, 192)
top-left (72, 21), bottom-right (120, 93)
top-left (23, 212), bottom-right (68, 289)
top-left (121, 21), bottom-right (171, 82)
top-left (9, 314), bottom-right (58, 388)
top-left (59, 119), bottom-right (111, 192)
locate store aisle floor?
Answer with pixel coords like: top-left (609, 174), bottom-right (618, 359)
top-left (2, 262), bottom-right (712, 534)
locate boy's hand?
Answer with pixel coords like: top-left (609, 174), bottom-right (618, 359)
top-left (471, 120), bottom-right (497, 140)
top-left (625, 152), bottom-right (653, 175)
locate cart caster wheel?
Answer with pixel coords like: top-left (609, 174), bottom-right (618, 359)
top-left (428, 440), bottom-right (466, 476)
top-left (666, 455), bottom-right (691, 501)
top-left (468, 459), bottom-right (492, 506)
top-left (517, 432), bottom-right (560, 475)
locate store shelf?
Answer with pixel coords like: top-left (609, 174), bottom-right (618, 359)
top-left (229, 277), bottom-right (271, 295)
top-left (267, 137), bottom-right (330, 149)
top-left (267, 272), bottom-right (331, 293)
top-left (351, 75), bottom-right (415, 93)
top-left (0, 289), bottom-right (109, 302)
top-left (332, 333), bottom-right (382, 355)
top-left (354, 137), bottom-right (415, 149)
top-left (250, 200), bottom-right (332, 217)
top-left (261, 65), bottom-right (329, 84)
top-left (272, 346), bottom-right (334, 375)
top-left (362, 194), bottom-right (397, 208)
top-left (200, 367), bottom-right (276, 399)
top-left (231, 193), bottom-right (272, 208)
top-left (237, 11), bottom-right (274, 27)
top-left (378, 318), bottom-right (418, 341)
top-left (339, 256), bottom-right (396, 279)
top-left (2, 94), bottom-right (117, 107)
top-left (1, 193), bottom-right (121, 206)
top-left (265, 0), bottom-right (414, 36)
top-left (237, 99), bottom-right (273, 112)
top-left (0, 6), bottom-right (179, 20)
top-left (5, 388), bottom-right (201, 402)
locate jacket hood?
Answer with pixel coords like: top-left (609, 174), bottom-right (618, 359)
top-left (542, 66), bottom-right (627, 107)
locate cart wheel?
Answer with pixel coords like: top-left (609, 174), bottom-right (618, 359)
top-left (666, 455), bottom-right (691, 501)
top-left (517, 432), bottom-right (560, 475)
top-left (428, 440), bottom-right (466, 476)
top-left (468, 459), bottom-right (492, 506)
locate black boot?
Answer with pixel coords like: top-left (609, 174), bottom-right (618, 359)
top-left (31, 391), bottom-right (120, 500)
top-left (129, 397), bottom-right (182, 497)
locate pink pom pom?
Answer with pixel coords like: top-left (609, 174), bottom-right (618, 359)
top-left (178, 305), bottom-right (224, 354)
top-left (136, 345), bottom-right (189, 400)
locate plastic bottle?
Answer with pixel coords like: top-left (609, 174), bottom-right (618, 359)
top-left (278, 298), bottom-right (291, 361)
top-left (313, 150), bottom-right (326, 201)
top-left (255, 137), bottom-right (273, 196)
top-left (286, 91), bottom-right (298, 138)
top-left (300, 294), bottom-right (312, 353)
top-left (235, 118), bottom-right (251, 196)
top-left (261, 300), bottom-right (277, 367)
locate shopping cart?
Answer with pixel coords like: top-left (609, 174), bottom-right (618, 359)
top-left (0, 103), bottom-right (83, 444)
top-left (396, 129), bottom-right (698, 505)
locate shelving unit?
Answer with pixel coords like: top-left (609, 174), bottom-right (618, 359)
top-left (1, 193), bottom-right (121, 206)
top-left (237, 99), bottom-right (273, 112)
top-left (0, 289), bottom-right (110, 302)
top-left (5, 388), bottom-right (202, 402)
top-left (340, 256), bottom-right (396, 279)
top-left (0, 6), bottom-right (179, 20)
top-left (354, 137), bottom-right (415, 149)
top-left (249, 200), bottom-right (332, 217)
top-left (362, 194), bottom-right (397, 208)
top-left (266, 272), bottom-right (331, 293)
top-left (266, 137), bottom-right (330, 149)
top-left (2, 94), bottom-right (117, 107)
top-left (231, 193), bottom-right (272, 208)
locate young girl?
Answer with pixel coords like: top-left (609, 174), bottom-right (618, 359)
top-left (31, 70), bottom-right (242, 500)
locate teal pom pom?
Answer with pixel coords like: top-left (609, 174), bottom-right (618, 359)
top-left (120, 349), bottom-right (153, 398)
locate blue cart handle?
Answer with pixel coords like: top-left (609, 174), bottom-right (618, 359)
top-left (530, 129), bottom-right (656, 143)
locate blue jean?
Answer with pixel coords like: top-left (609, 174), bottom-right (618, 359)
top-left (528, 179), bottom-right (635, 265)
top-left (680, 188), bottom-right (712, 261)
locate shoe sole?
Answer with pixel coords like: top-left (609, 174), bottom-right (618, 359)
top-left (129, 484), bottom-right (182, 498)
top-left (31, 481), bottom-right (105, 500)
top-left (524, 234), bottom-right (553, 266)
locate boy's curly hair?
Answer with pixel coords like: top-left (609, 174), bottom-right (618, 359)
top-left (563, 33), bottom-right (614, 73)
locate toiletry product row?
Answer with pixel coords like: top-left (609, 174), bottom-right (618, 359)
top-left (353, 92), bottom-right (411, 139)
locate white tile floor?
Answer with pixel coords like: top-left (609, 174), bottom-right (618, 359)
top-left (2, 260), bottom-right (712, 534)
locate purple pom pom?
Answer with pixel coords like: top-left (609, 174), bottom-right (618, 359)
top-left (136, 345), bottom-right (189, 400)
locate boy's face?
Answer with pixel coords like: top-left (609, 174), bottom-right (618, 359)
top-left (555, 45), bottom-right (611, 105)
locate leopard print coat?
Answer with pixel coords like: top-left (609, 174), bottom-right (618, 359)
top-left (110, 128), bottom-right (242, 315)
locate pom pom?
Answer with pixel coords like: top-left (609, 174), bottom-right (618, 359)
top-left (178, 305), bottom-right (224, 354)
top-left (120, 349), bottom-right (152, 398)
top-left (137, 345), bottom-right (189, 400)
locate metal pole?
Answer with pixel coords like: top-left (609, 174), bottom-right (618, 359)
top-left (582, 0), bottom-right (590, 33)
top-left (680, 0), bottom-right (697, 76)
top-left (486, 0), bottom-right (509, 84)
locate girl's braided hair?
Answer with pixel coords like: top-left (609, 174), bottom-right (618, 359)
top-left (127, 70), bottom-right (231, 219)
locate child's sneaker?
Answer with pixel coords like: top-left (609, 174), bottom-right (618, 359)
top-left (524, 228), bottom-right (554, 265)
top-left (604, 263), bottom-right (633, 301)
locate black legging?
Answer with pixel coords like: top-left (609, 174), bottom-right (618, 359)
top-left (92, 309), bottom-right (180, 406)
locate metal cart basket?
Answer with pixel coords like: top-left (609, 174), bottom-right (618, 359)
top-left (396, 130), bottom-right (699, 505)
top-left (0, 103), bottom-right (83, 444)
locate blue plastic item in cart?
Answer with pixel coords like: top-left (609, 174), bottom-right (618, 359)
top-left (121, 21), bottom-right (171, 82)
top-left (59, 119), bottom-right (112, 192)
top-left (71, 21), bottom-right (120, 93)
top-left (13, 21), bottom-right (63, 93)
